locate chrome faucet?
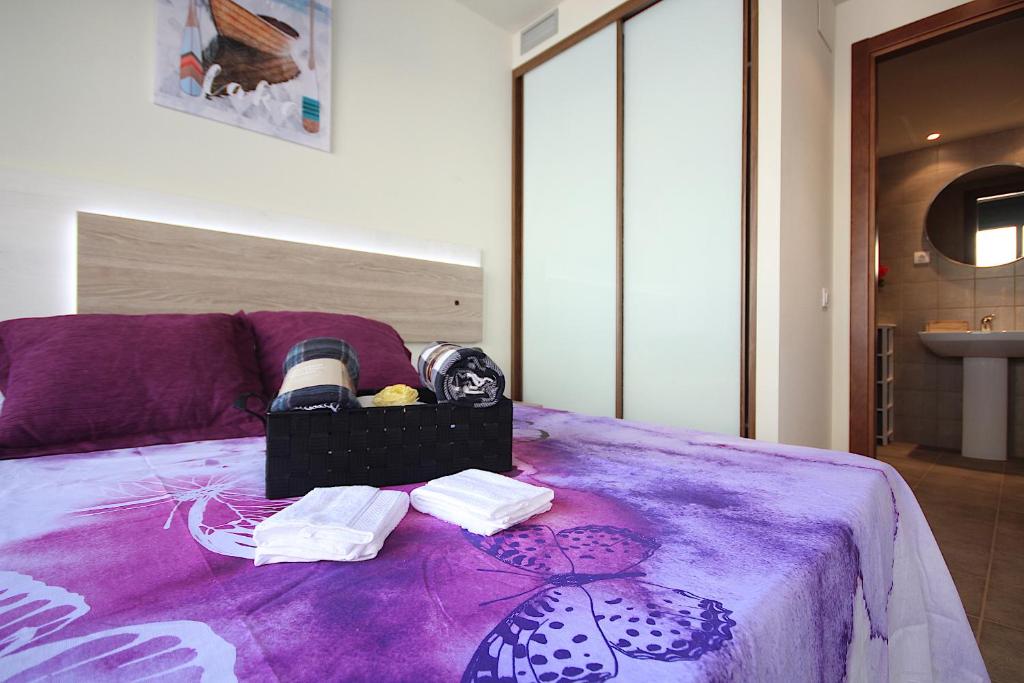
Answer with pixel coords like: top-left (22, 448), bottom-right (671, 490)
top-left (981, 313), bottom-right (996, 332)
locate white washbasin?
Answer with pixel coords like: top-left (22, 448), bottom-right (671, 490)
top-left (916, 330), bottom-right (1023, 461)
top-left (918, 330), bottom-right (1024, 358)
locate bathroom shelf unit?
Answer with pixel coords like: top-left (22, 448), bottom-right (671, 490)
top-left (876, 324), bottom-right (896, 446)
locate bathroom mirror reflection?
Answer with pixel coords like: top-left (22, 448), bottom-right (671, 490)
top-left (925, 164), bottom-right (1024, 267)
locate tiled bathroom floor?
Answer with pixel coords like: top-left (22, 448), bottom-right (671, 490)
top-left (878, 443), bottom-right (1024, 682)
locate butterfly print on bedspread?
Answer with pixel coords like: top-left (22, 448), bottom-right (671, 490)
top-left (462, 525), bottom-right (735, 682)
top-left (76, 474), bottom-right (290, 559)
top-left (0, 571), bottom-right (236, 682)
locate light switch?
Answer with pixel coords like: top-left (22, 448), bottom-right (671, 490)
top-left (913, 251), bottom-right (931, 265)
top-left (821, 287), bottom-right (830, 310)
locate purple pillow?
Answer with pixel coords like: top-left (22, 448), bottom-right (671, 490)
top-left (0, 313), bottom-right (265, 459)
top-left (246, 311), bottom-right (420, 395)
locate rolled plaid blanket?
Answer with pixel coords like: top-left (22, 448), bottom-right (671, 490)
top-left (283, 337), bottom-right (360, 386)
top-left (417, 343), bottom-right (504, 408)
top-left (270, 338), bottom-right (361, 413)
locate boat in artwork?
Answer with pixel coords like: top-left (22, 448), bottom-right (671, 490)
top-left (209, 0), bottom-right (297, 57)
top-left (206, 44), bottom-right (300, 92)
top-left (207, 0), bottom-right (301, 92)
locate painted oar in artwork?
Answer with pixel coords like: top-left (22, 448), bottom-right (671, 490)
top-left (302, 0), bottom-right (320, 134)
top-left (179, 0), bottom-right (204, 96)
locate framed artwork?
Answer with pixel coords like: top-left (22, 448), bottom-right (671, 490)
top-left (154, 0), bottom-right (332, 151)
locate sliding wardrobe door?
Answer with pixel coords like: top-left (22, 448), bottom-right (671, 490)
top-left (521, 25), bottom-right (618, 416)
top-left (622, 0), bottom-right (744, 433)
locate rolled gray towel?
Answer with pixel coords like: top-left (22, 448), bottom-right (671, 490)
top-left (417, 343), bottom-right (504, 408)
top-left (270, 337), bottom-right (360, 413)
top-left (270, 385), bottom-right (359, 413)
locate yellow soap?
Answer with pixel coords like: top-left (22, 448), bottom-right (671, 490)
top-left (372, 384), bottom-right (419, 407)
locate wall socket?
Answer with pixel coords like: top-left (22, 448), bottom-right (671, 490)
top-left (913, 251), bottom-right (931, 265)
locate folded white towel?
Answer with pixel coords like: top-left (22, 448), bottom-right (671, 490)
top-left (410, 469), bottom-right (554, 536)
top-left (253, 534), bottom-right (389, 564)
top-left (254, 486), bottom-right (408, 566)
top-left (413, 498), bottom-right (553, 536)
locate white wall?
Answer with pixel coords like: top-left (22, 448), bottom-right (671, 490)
top-left (829, 0), bottom-right (967, 450)
top-left (778, 0), bottom-right (835, 447)
top-left (756, 0), bottom-right (835, 449)
top-left (0, 0), bottom-right (512, 370)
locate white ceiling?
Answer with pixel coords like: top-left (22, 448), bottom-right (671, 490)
top-left (877, 15), bottom-right (1024, 157)
top-left (455, 0), bottom-right (561, 32)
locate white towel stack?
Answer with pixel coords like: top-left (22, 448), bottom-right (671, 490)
top-left (254, 486), bottom-right (408, 566)
top-left (410, 469), bottom-right (554, 536)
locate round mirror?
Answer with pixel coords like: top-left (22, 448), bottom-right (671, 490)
top-left (925, 164), bottom-right (1024, 267)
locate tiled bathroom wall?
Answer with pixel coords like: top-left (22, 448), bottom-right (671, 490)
top-left (876, 126), bottom-right (1024, 455)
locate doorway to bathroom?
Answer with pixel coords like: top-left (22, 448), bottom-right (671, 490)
top-left (850, 2), bottom-right (1024, 666)
top-left (849, 0), bottom-right (1024, 459)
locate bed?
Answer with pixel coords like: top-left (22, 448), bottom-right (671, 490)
top-left (0, 215), bottom-right (987, 682)
top-left (0, 406), bottom-right (986, 682)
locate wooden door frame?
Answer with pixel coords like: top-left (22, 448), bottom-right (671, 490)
top-left (848, 0), bottom-right (1024, 456)
top-left (510, 0), bottom-right (758, 437)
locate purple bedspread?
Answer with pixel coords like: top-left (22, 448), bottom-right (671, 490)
top-left (0, 407), bottom-right (986, 682)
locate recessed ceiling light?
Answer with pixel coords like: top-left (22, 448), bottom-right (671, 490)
top-left (926, 132), bottom-right (942, 141)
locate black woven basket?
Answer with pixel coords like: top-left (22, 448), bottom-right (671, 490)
top-left (250, 391), bottom-right (513, 499)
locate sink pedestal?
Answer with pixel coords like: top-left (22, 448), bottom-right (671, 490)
top-left (918, 331), bottom-right (1022, 462)
top-left (962, 357), bottom-right (1008, 460)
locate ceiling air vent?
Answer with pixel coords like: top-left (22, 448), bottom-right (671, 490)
top-left (521, 10), bottom-right (558, 55)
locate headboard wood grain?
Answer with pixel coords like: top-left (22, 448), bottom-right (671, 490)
top-left (77, 212), bottom-right (482, 342)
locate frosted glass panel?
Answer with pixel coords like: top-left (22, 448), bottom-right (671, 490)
top-left (623, 0), bottom-right (743, 433)
top-left (522, 25), bottom-right (617, 416)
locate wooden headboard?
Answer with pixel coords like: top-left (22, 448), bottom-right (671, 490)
top-left (77, 212), bottom-right (482, 342)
